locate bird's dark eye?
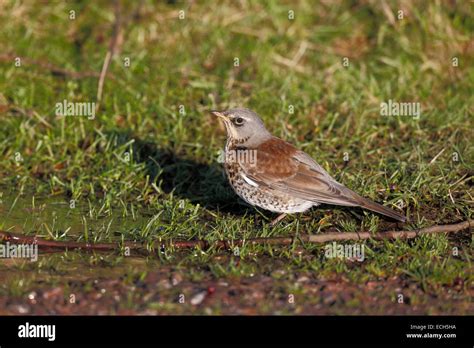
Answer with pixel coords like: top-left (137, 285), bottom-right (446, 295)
top-left (234, 117), bottom-right (244, 126)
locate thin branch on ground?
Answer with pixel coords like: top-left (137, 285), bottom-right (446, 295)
top-left (0, 220), bottom-right (471, 255)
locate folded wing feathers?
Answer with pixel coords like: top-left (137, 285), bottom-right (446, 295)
top-left (240, 144), bottom-right (405, 221)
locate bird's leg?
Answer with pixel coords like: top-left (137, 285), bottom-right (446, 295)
top-left (269, 213), bottom-right (287, 227)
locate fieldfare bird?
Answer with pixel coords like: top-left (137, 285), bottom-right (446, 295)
top-left (212, 108), bottom-right (406, 225)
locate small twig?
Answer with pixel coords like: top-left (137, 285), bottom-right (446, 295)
top-left (291, 41), bottom-right (309, 66)
top-left (429, 148), bottom-right (446, 165)
top-left (96, 51), bottom-right (113, 106)
top-left (273, 54), bottom-right (309, 74)
top-left (96, 0), bottom-right (124, 111)
top-left (0, 220), bottom-right (471, 255)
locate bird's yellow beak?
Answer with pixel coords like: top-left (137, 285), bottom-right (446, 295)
top-left (211, 110), bottom-right (228, 120)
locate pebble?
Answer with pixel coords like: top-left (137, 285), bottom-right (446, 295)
top-left (190, 291), bottom-right (207, 305)
top-left (11, 304), bottom-right (30, 314)
top-left (27, 291), bottom-right (37, 304)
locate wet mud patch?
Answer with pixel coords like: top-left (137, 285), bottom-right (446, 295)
top-left (0, 254), bottom-right (471, 315)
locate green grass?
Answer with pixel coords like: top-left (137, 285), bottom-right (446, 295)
top-left (0, 0), bottom-right (472, 314)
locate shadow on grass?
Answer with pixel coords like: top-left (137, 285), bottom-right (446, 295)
top-left (109, 130), bottom-right (255, 217)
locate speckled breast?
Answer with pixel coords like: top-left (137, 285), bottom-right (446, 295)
top-left (223, 145), bottom-right (314, 214)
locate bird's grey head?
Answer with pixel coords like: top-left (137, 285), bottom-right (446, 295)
top-left (211, 108), bottom-right (271, 146)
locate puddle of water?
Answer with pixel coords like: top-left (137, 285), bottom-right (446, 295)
top-left (0, 188), bottom-right (153, 239)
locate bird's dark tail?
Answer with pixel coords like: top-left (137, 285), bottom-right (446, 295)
top-left (355, 195), bottom-right (407, 222)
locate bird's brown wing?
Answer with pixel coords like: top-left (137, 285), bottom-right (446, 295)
top-left (242, 137), bottom-right (360, 206)
top-left (241, 137), bottom-right (406, 222)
